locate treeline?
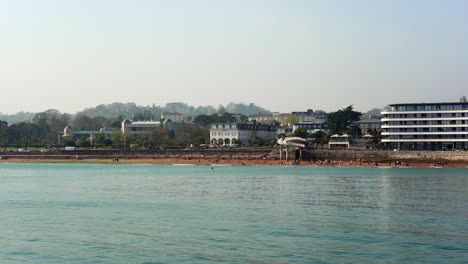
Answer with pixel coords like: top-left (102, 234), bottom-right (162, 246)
top-left (69, 125), bottom-right (210, 150)
top-left (1, 102), bottom-right (271, 125)
top-left (0, 110), bottom-right (240, 149)
top-left (0, 109), bottom-right (123, 148)
top-left (0, 110), bottom-right (69, 147)
top-left (0, 105), bottom-right (378, 149)
top-left (78, 102), bottom-right (269, 119)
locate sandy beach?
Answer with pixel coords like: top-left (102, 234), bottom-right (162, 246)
top-left (1, 157), bottom-right (466, 168)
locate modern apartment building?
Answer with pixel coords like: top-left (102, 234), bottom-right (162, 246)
top-left (381, 102), bottom-right (468, 150)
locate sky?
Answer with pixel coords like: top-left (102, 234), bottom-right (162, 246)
top-left (1, 0), bottom-right (468, 114)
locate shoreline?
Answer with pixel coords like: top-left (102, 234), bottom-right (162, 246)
top-left (1, 158), bottom-right (467, 168)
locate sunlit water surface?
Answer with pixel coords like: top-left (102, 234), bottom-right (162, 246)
top-left (0, 163), bottom-right (467, 263)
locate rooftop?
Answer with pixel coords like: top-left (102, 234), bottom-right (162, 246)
top-left (389, 102), bottom-right (468, 107)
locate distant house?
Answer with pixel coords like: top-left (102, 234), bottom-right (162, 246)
top-left (249, 110), bottom-right (326, 125)
top-left (121, 120), bottom-right (162, 135)
top-left (292, 123), bottom-right (329, 134)
top-left (59, 126), bottom-right (113, 144)
top-left (291, 110), bottom-right (326, 123)
top-left (210, 123), bottom-right (277, 146)
top-left (354, 118), bottom-right (383, 134)
top-left (277, 127), bottom-right (293, 137)
top-left (249, 112), bottom-right (288, 124)
top-left (328, 134), bottom-right (351, 149)
top-left (122, 119), bottom-right (185, 136)
top-left (161, 112), bottom-right (184, 123)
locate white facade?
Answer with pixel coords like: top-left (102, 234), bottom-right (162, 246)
top-left (122, 120), bottom-right (162, 135)
top-left (210, 123), bottom-right (277, 146)
top-left (381, 102), bottom-right (468, 150)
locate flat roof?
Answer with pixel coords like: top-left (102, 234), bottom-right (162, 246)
top-left (389, 102), bottom-right (468, 106)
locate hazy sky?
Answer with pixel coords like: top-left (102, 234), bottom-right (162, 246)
top-left (1, 0), bottom-right (468, 114)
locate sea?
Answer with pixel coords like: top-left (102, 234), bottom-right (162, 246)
top-left (0, 163), bottom-right (467, 263)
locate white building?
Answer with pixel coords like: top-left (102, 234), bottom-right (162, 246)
top-left (381, 102), bottom-right (468, 150)
top-left (122, 120), bottom-right (162, 135)
top-left (210, 123), bottom-right (277, 146)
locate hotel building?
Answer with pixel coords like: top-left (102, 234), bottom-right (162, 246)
top-left (210, 123), bottom-right (277, 146)
top-left (381, 102), bottom-right (468, 150)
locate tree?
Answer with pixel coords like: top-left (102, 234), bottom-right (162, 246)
top-left (7, 122), bottom-right (48, 147)
top-left (326, 105), bottom-right (362, 135)
top-left (193, 115), bottom-right (212, 126)
top-left (282, 115), bottom-right (298, 126)
top-left (0, 120), bottom-right (8, 149)
top-left (309, 131), bottom-right (329, 144)
top-left (63, 139), bottom-right (75, 147)
top-left (109, 115), bottom-right (124, 129)
top-left (247, 130), bottom-right (256, 146)
top-left (173, 124), bottom-right (209, 147)
top-left (217, 105), bottom-right (227, 114)
top-left (346, 125), bottom-right (362, 138)
top-left (292, 128), bottom-right (308, 138)
top-left (149, 127), bottom-right (171, 149)
top-left (111, 130), bottom-right (124, 149)
top-left (132, 110), bottom-right (153, 121)
top-left (75, 138), bottom-right (91, 148)
top-left (33, 109), bottom-right (70, 144)
top-left (71, 115), bottom-right (109, 131)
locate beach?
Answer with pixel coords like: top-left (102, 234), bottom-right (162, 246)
top-left (1, 156), bottom-right (466, 168)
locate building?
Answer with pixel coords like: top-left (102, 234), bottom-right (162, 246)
top-left (328, 134), bottom-right (351, 149)
top-left (354, 118), bottom-right (383, 134)
top-left (122, 120), bottom-right (162, 135)
top-left (381, 102), bottom-right (468, 150)
top-left (161, 112), bottom-right (185, 123)
top-left (292, 123), bottom-right (329, 134)
top-left (59, 126), bottom-right (113, 144)
top-left (248, 112), bottom-right (288, 124)
top-left (210, 123), bottom-right (278, 146)
top-left (121, 119), bottom-right (183, 136)
top-left (277, 127), bottom-right (293, 137)
top-left (249, 110), bottom-right (326, 125)
top-left (291, 110), bottom-right (326, 123)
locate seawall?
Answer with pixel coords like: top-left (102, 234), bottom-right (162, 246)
top-left (303, 149), bottom-right (468, 164)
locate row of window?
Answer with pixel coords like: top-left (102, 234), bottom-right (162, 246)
top-left (386, 120), bottom-right (467, 125)
top-left (391, 104), bottom-right (468, 111)
top-left (384, 135), bottom-right (468, 139)
top-left (384, 127), bottom-right (468, 132)
top-left (384, 113), bottom-right (468, 118)
top-left (211, 132), bottom-right (238, 137)
top-left (212, 124), bottom-right (237, 129)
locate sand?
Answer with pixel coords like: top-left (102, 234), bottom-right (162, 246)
top-left (1, 157), bottom-right (466, 168)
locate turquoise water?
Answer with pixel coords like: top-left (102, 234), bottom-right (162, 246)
top-left (0, 164), bottom-right (467, 263)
